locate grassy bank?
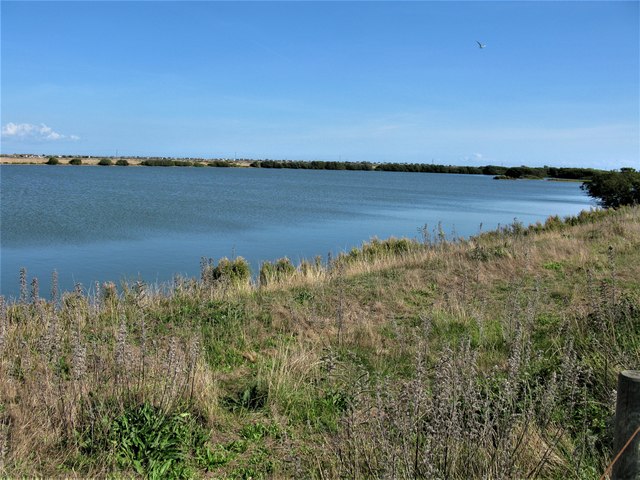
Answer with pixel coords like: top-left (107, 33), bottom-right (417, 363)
top-left (1, 207), bottom-right (639, 478)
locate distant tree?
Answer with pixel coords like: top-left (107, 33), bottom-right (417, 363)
top-left (503, 166), bottom-right (547, 179)
top-left (115, 159), bottom-right (129, 166)
top-left (46, 157), bottom-right (59, 165)
top-left (549, 167), bottom-right (598, 180)
top-left (142, 159), bottom-right (174, 166)
top-left (208, 160), bottom-right (232, 167)
top-left (69, 158), bottom-right (82, 165)
top-left (581, 170), bottom-right (640, 208)
top-left (482, 165), bottom-right (505, 176)
top-left (504, 167), bottom-right (524, 178)
top-left (98, 158), bottom-right (113, 166)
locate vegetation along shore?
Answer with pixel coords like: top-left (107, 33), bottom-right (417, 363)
top-left (1, 205), bottom-right (638, 478)
top-left (1, 153), bottom-right (627, 181)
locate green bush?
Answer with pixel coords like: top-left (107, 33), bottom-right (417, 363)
top-left (141, 159), bottom-right (193, 167)
top-left (215, 257), bottom-right (251, 283)
top-left (68, 158), bottom-right (82, 165)
top-left (504, 166), bottom-right (545, 179)
top-left (46, 157), bottom-right (59, 165)
top-left (98, 158), bottom-right (113, 166)
top-left (208, 160), bottom-right (233, 167)
top-left (259, 257), bottom-right (296, 286)
top-left (201, 257), bottom-right (251, 286)
top-left (342, 237), bottom-right (416, 264)
top-left (581, 169), bottom-right (640, 208)
top-left (115, 159), bottom-right (129, 166)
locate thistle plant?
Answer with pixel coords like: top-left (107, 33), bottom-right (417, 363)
top-left (40, 309), bottom-right (60, 360)
top-left (51, 270), bottom-right (59, 305)
top-left (30, 277), bottom-right (39, 305)
top-left (72, 317), bottom-right (87, 382)
top-left (0, 417), bottom-right (9, 473)
top-left (133, 280), bottom-right (147, 308)
top-left (19, 267), bottom-right (27, 304)
top-left (0, 296), bottom-right (6, 355)
top-left (115, 314), bottom-right (128, 372)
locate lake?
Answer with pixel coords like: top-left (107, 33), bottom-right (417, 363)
top-left (0, 165), bottom-right (594, 298)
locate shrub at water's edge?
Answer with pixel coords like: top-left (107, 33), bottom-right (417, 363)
top-left (69, 158), bottom-right (82, 165)
top-left (141, 159), bottom-right (194, 167)
top-left (45, 156), bottom-right (59, 165)
top-left (207, 160), bottom-right (233, 167)
top-left (98, 158), bottom-right (113, 166)
top-left (1, 206), bottom-right (638, 478)
top-left (200, 256), bottom-right (251, 288)
top-left (337, 237), bottom-right (416, 266)
top-left (259, 257), bottom-right (297, 286)
top-left (581, 168), bottom-right (640, 208)
top-left (115, 159), bottom-right (129, 166)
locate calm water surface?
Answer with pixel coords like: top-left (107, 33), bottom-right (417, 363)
top-left (1, 165), bottom-right (594, 297)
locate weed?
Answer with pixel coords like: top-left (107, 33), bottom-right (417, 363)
top-left (223, 382), bottom-right (269, 412)
top-left (106, 402), bottom-right (209, 478)
top-left (543, 261), bottom-right (564, 272)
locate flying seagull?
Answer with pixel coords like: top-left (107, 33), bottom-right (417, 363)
top-left (476, 41), bottom-right (486, 49)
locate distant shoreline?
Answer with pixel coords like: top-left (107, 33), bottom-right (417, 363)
top-left (0, 156), bottom-right (251, 168)
top-left (0, 155), bottom-right (604, 181)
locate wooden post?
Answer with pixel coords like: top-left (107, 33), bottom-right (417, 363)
top-left (612, 370), bottom-right (640, 480)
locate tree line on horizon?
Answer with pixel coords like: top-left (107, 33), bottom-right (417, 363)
top-left (40, 154), bottom-right (613, 181)
top-left (249, 159), bottom-right (603, 180)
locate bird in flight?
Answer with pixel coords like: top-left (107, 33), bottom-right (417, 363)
top-left (476, 41), bottom-right (486, 49)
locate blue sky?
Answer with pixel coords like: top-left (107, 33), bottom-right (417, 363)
top-left (1, 1), bottom-right (638, 168)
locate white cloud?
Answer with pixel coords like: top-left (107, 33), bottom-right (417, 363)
top-left (1, 122), bottom-right (79, 141)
